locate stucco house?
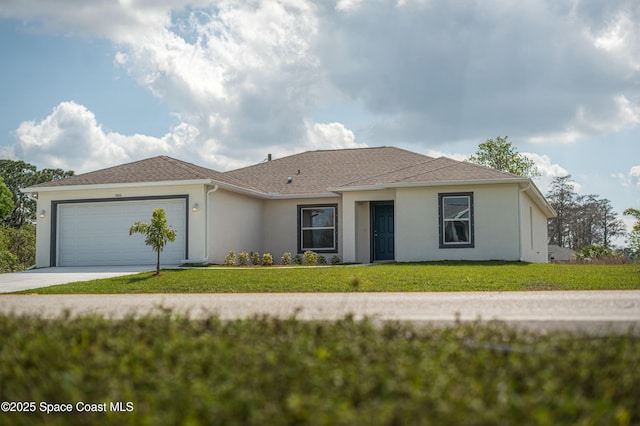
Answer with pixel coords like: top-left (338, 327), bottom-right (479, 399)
top-left (24, 147), bottom-right (555, 267)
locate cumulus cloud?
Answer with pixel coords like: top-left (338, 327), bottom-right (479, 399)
top-left (2, 0), bottom-right (640, 171)
top-left (305, 122), bottom-right (365, 150)
top-left (522, 152), bottom-right (575, 193)
top-left (615, 165), bottom-right (640, 189)
top-left (315, 0), bottom-right (640, 145)
top-left (12, 101), bottom-right (229, 173)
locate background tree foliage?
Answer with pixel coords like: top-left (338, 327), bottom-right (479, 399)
top-left (0, 159), bottom-right (74, 272)
top-left (0, 178), bottom-right (14, 220)
top-left (546, 175), bottom-right (625, 250)
top-left (468, 136), bottom-right (540, 178)
top-left (624, 208), bottom-right (640, 259)
top-left (0, 159), bottom-right (74, 228)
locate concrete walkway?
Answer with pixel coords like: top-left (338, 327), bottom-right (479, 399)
top-left (0, 266), bottom-right (157, 293)
top-left (1, 291), bottom-right (639, 333)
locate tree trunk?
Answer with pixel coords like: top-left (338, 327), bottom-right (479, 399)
top-left (156, 250), bottom-right (161, 276)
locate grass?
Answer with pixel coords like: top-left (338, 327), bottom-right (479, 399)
top-left (15, 262), bottom-right (640, 294)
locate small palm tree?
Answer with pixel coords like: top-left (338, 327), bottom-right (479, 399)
top-left (129, 208), bottom-right (177, 275)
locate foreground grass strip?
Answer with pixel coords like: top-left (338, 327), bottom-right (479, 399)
top-left (0, 313), bottom-right (638, 425)
top-left (19, 262), bottom-right (640, 294)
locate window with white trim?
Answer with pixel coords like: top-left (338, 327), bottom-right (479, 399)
top-left (298, 204), bottom-right (337, 253)
top-left (439, 193), bottom-right (474, 248)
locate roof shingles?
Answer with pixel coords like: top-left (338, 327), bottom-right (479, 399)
top-left (30, 156), bottom-right (251, 189)
top-left (29, 147), bottom-right (524, 194)
top-left (224, 147), bottom-right (434, 195)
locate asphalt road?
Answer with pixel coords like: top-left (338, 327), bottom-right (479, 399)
top-left (1, 291), bottom-right (639, 333)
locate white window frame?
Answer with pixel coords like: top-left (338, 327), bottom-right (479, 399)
top-left (298, 204), bottom-right (337, 253)
top-left (439, 192), bottom-right (474, 248)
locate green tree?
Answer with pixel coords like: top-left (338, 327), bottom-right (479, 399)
top-left (0, 160), bottom-right (74, 227)
top-left (468, 136), bottom-right (540, 178)
top-left (129, 208), bottom-right (177, 275)
top-left (624, 208), bottom-right (640, 232)
top-left (0, 227), bottom-right (18, 272)
top-left (0, 178), bottom-right (14, 220)
top-left (624, 208), bottom-right (640, 260)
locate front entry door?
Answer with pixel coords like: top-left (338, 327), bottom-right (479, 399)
top-left (372, 203), bottom-right (395, 261)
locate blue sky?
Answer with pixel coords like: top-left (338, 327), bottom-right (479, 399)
top-left (0, 0), bottom-right (639, 244)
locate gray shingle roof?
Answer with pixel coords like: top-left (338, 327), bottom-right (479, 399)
top-left (29, 147), bottom-right (524, 194)
top-left (224, 147), bottom-right (435, 195)
top-left (336, 156), bottom-right (522, 188)
top-left (29, 156), bottom-right (251, 189)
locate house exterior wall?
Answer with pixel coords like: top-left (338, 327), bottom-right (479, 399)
top-left (340, 184), bottom-right (548, 263)
top-left (263, 197), bottom-right (343, 262)
top-left (209, 189), bottom-right (264, 264)
top-left (395, 184), bottom-right (521, 262)
top-left (32, 183), bottom-right (209, 268)
top-left (519, 190), bottom-right (550, 263)
top-left (341, 189), bottom-right (396, 263)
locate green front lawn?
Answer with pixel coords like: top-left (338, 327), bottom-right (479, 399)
top-left (17, 262), bottom-right (640, 294)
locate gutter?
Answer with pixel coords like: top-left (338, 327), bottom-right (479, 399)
top-left (21, 179), bottom-right (219, 193)
top-left (328, 177), bottom-right (529, 193)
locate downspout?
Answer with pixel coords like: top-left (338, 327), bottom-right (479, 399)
top-left (518, 182), bottom-right (532, 262)
top-left (181, 185), bottom-right (219, 264)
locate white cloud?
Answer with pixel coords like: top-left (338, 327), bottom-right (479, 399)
top-left (521, 152), bottom-right (580, 194)
top-left (527, 95), bottom-right (640, 144)
top-left (11, 101), bottom-right (233, 173)
top-left (305, 122), bottom-right (365, 150)
top-left (616, 165), bottom-right (640, 189)
top-left (2, 0), bottom-right (640, 172)
top-left (335, 0), bottom-right (363, 12)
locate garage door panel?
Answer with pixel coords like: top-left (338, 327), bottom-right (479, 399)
top-left (57, 199), bottom-right (186, 266)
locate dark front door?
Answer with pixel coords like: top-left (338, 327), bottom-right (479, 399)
top-left (372, 203), bottom-right (395, 261)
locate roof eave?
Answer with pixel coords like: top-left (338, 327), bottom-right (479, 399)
top-left (520, 181), bottom-right (557, 218)
top-left (329, 178), bottom-right (528, 192)
top-left (22, 179), bottom-right (223, 194)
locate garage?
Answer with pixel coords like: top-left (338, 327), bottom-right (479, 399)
top-left (55, 197), bottom-right (187, 266)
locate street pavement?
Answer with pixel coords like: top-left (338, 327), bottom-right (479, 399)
top-left (1, 291), bottom-right (639, 333)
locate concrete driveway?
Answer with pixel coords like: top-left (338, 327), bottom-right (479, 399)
top-left (0, 266), bottom-right (156, 293)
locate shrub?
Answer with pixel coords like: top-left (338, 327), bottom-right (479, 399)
top-left (224, 251), bottom-right (236, 266)
top-left (318, 255), bottom-right (327, 265)
top-left (250, 252), bottom-right (261, 266)
top-left (1, 225), bottom-right (35, 272)
top-left (262, 253), bottom-right (274, 266)
top-left (574, 245), bottom-right (630, 264)
top-left (2, 315), bottom-right (639, 426)
top-left (331, 255), bottom-right (341, 265)
top-left (293, 254), bottom-right (303, 265)
top-left (238, 252), bottom-right (249, 266)
top-left (304, 250), bottom-right (318, 265)
top-left (281, 252), bottom-right (291, 265)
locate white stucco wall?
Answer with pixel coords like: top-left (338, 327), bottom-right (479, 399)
top-left (263, 197), bottom-right (342, 263)
top-left (519, 190), bottom-right (550, 263)
top-left (31, 183), bottom-right (210, 268)
top-left (209, 189), bottom-right (264, 264)
top-left (340, 184), bottom-right (551, 263)
top-left (341, 190), bottom-right (396, 263)
top-left (395, 184), bottom-right (522, 262)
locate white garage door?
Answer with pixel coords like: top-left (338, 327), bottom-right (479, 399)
top-left (57, 198), bottom-right (187, 266)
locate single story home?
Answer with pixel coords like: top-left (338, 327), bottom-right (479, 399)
top-left (24, 147), bottom-right (555, 267)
